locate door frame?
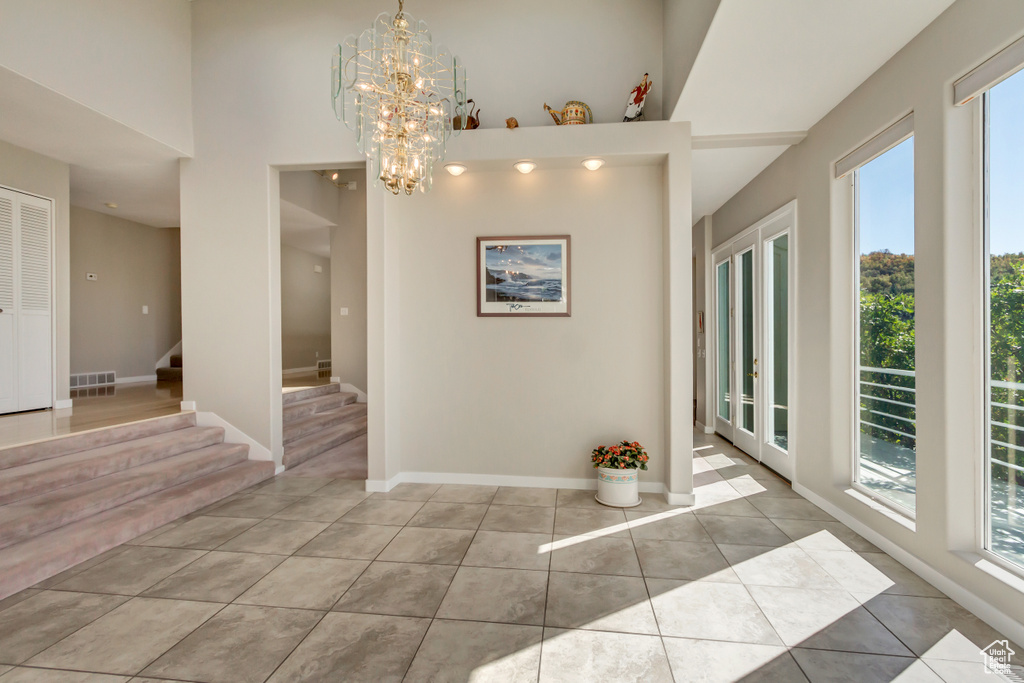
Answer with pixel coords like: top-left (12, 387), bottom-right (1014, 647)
top-left (710, 200), bottom-right (797, 481)
top-left (0, 183), bottom-right (56, 414)
top-left (711, 250), bottom-right (734, 439)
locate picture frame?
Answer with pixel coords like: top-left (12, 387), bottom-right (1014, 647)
top-left (477, 235), bottom-right (571, 317)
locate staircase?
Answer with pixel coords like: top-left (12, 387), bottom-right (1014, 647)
top-left (0, 413), bottom-right (274, 600)
top-left (156, 353), bottom-right (183, 382)
top-left (283, 384), bottom-right (366, 470)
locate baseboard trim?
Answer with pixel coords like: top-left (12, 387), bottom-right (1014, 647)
top-left (195, 411), bottom-right (274, 463)
top-left (274, 464), bottom-right (286, 475)
top-left (283, 366), bottom-right (317, 376)
top-left (793, 482), bottom-right (1024, 646)
top-left (115, 375), bottom-right (157, 385)
top-left (180, 400), bottom-right (197, 411)
top-left (665, 491), bottom-right (697, 505)
top-left (695, 421), bottom-right (707, 433)
top-left (337, 382), bottom-right (367, 403)
top-left (54, 399), bottom-right (73, 410)
top-left (367, 470), bottom-right (669, 496)
top-left (704, 425), bottom-right (715, 434)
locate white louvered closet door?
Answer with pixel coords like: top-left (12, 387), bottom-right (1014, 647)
top-left (0, 187), bottom-right (53, 414)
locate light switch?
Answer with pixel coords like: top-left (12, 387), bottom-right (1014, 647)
top-left (86, 273), bottom-right (98, 281)
top-left (347, 181), bottom-right (357, 191)
top-left (314, 264), bottom-right (323, 273)
top-left (142, 305), bottom-right (149, 314)
top-left (340, 307), bottom-right (349, 316)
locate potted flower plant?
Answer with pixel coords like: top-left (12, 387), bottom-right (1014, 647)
top-left (591, 440), bottom-right (648, 507)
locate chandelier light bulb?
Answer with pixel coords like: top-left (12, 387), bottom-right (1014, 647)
top-left (582, 158), bottom-right (605, 171)
top-left (514, 161), bottom-right (537, 174)
top-left (445, 163), bottom-right (467, 176)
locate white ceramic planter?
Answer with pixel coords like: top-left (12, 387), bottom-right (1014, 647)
top-left (595, 466), bottom-right (642, 507)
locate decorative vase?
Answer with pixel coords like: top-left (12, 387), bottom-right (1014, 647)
top-left (595, 466), bottom-right (641, 507)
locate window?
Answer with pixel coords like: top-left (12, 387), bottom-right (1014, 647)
top-left (845, 121), bottom-right (916, 513)
top-left (985, 68), bottom-right (1024, 569)
top-left (766, 234), bottom-right (789, 451)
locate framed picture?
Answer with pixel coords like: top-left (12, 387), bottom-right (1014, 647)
top-left (477, 235), bottom-right (571, 317)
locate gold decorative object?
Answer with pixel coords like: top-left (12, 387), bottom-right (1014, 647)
top-left (505, 117), bottom-right (519, 129)
top-left (543, 100), bottom-right (593, 125)
top-left (453, 99), bottom-right (480, 130)
top-left (332, 0), bottom-right (468, 195)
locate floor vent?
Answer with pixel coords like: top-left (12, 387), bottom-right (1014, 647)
top-left (71, 385), bottom-right (117, 399)
top-left (70, 371), bottom-right (116, 389)
top-left (317, 359), bottom-right (331, 379)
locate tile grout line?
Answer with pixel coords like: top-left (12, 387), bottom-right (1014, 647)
top-left (626, 507), bottom-right (678, 683)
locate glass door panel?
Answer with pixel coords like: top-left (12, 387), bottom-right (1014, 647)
top-left (767, 235), bottom-right (789, 450)
top-left (716, 260), bottom-right (732, 424)
top-left (739, 248), bottom-right (756, 434)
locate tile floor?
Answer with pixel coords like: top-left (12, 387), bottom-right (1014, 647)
top-left (0, 432), bottom-right (1021, 682)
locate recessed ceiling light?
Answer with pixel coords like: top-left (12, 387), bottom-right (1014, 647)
top-left (445, 163), bottom-right (467, 176)
top-left (514, 160), bottom-right (536, 174)
top-left (331, 172), bottom-right (339, 181)
top-left (582, 158), bottom-right (605, 171)
top-left (104, 202), bottom-right (118, 209)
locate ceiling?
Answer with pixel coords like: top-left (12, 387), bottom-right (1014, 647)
top-left (677, 0), bottom-right (957, 222)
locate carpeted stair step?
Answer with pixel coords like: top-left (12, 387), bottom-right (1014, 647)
top-left (283, 416), bottom-right (368, 469)
top-left (284, 404), bottom-right (367, 445)
top-left (282, 391), bottom-right (357, 424)
top-left (282, 383), bottom-right (340, 406)
top-left (0, 459), bottom-right (274, 600)
top-left (170, 354), bottom-right (183, 368)
top-left (0, 426), bottom-right (225, 506)
top-left (156, 366), bottom-right (183, 382)
top-left (0, 413), bottom-right (196, 471)
top-left (0, 443), bottom-right (249, 551)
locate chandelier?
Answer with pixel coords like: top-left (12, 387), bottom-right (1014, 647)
top-left (332, 0), bottom-right (468, 195)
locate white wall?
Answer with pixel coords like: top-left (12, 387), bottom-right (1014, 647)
top-left (663, 0), bottom-right (721, 120)
top-left (331, 170), bottom-right (368, 392)
top-left (183, 0), bottom-right (677, 464)
top-left (280, 245), bottom-right (330, 371)
top-left (392, 165), bottom-right (666, 483)
top-left (70, 208), bottom-right (181, 380)
top-left (711, 0), bottom-right (1024, 636)
top-left (0, 0), bottom-right (193, 154)
top-left (0, 139), bottom-right (70, 406)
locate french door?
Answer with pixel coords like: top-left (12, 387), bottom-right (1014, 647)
top-left (711, 203), bottom-right (794, 480)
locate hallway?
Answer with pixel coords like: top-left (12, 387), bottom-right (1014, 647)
top-left (0, 430), bottom-right (1017, 681)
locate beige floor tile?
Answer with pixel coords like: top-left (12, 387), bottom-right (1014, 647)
top-left (554, 489), bottom-right (606, 510)
top-left (0, 668), bottom-right (130, 682)
top-left (236, 556), bottom-right (368, 610)
top-left (376, 527), bottom-right (475, 565)
top-left (479, 505), bottom-right (555, 533)
top-left (661, 638), bottom-right (805, 683)
top-left (142, 551), bottom-right (285, 602)
top-left (339, 498), bottom-right (425, 525)
top-left (727, 475), bottom-right (801, 498)
top-left (32, 547), bottom-right (129, 589)
top-left (790, 649), bottom-right (927, 683)
top-left (367, 483), bottom-right (440, 502)
top-left (136, 515), bottom-right (258, 550)
top-left (252, 476), bottom-right (334, 496)
top-left (333, 561), bottom-right (456, 617)
top-left (404, 620), bottom-right (542, 683)
top-left (406, 502), bottom-right (488, 530)
top-left (205, 494), bottom-right (302, 519)
top-left (647, 578), bottom-right (781, 645)
top-left (747, 584), bottom-right (864, 646)
top-left (549, 535), bottom-right (642, 577)
top-left (437, 566), bottom-right (547, 625)
top-left (492, 487), bottom-right (557, 507)
top-left (26, 597), bottom-right (221, 675)
top-left (0, 591), bottom-right (128, 665)
top-left (0, 589), bottom-right (42, 615)
top-left (270, 495), bottom-right (360, 523)
top-left (770, 518), bottom-right (881, 553)
top-left (462, 530), bottom-right (552, 571)
top-left (140, 604), bottom-right (321, 682)
top-left (539, 628), bottom-right (674, 683)
top-left (429, 484), bottom-right (498, 504)
top-left (749, 497), bottom-right (835, 521)
top-left (696, 514), bottom-right (794, 547)
top-left (718, 544), bottom-right (843, 590)
top-left (216, 519), bottom-right (329, 555)
top-left (553, 507), bottom-right (629, 538)
top-left (545, 572), bottom-right (658, 634)
top-left (267, 612), bottom-right (429, 683)
top-left (53, 546), bottom-right (206, 596)
top-left (858, 552), bottom-right (947, 598)
top-left (308, 479), bottom-right (371, 499)
top-left (295, 522), bottom-right (402, 560)
top-left (625, 510), bottom-right (713, 543)
top-left (634, 539), bottom-right (737, 582)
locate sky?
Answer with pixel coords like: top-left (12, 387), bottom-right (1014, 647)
top-left (485, 244), bottom-right (562, 280)
top-left (859, 68), bottom-right (1024, 257)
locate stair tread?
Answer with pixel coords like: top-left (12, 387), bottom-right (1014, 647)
top-left (157, 367), bottom-right (183, 381)
top-left (0, 443), bottom-right (249, 550)
top-left (169, 354), bottom-right (183, 368)
top-left (283, 404), bottom-right (367, 444)
top-left (0, 426), bottom-right (225, 506)
top-left (283, 392), bottom-right (358, 423)
top-left (0, 459), bottom-right (274, 600)
top-left (0, 413), bottom-right (197, 471)
top-left (283, 416), bottom-right (368, 469)
top-left (282, 383), bottom-right (341, 406)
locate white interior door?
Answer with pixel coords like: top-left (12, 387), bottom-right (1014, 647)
top-left (712, 252), bottom-right (734, 438)
top-left (0, 187), bottom-right (53, 414)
